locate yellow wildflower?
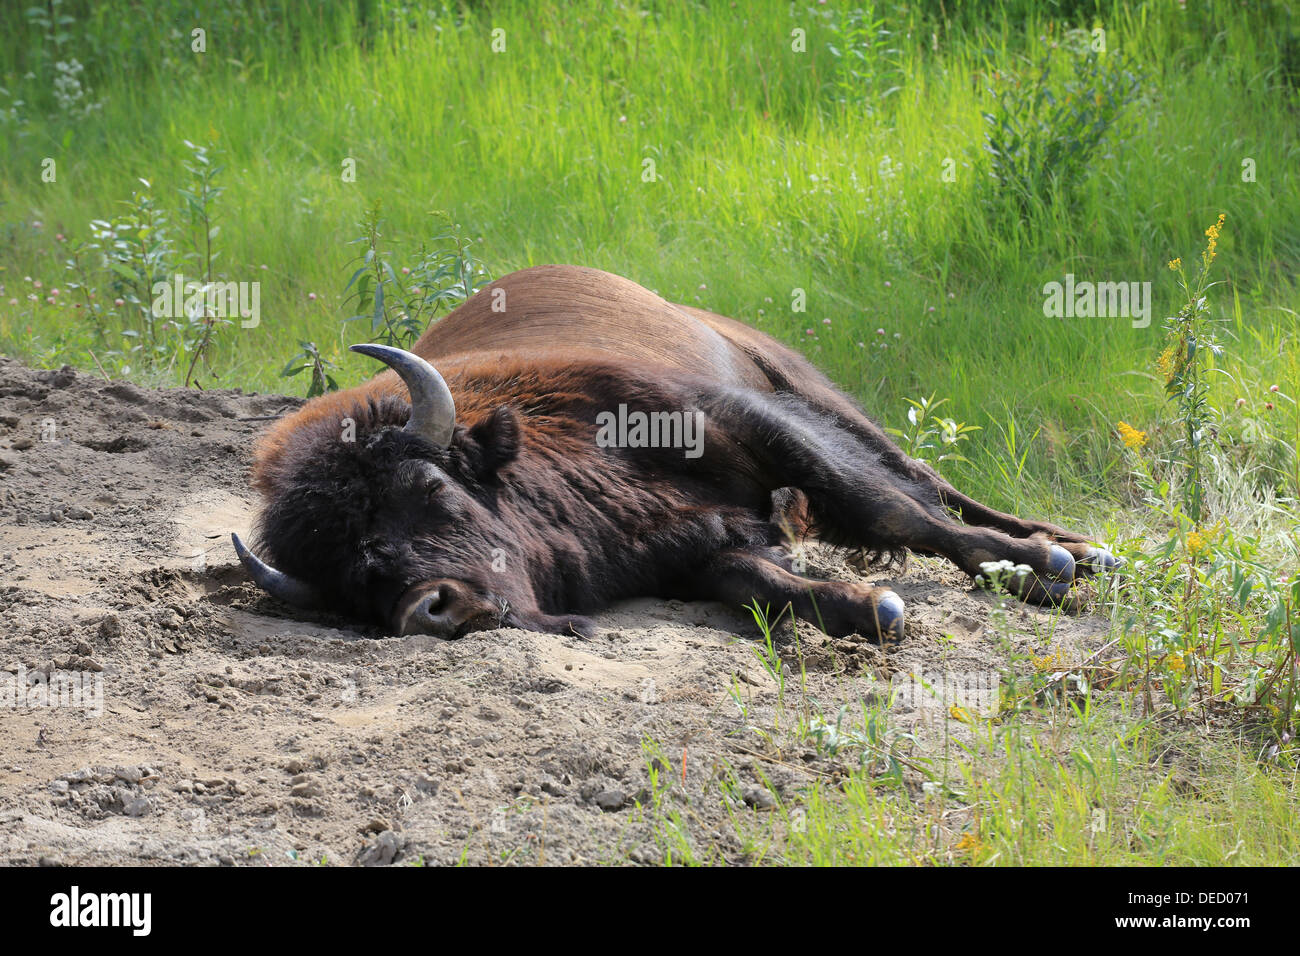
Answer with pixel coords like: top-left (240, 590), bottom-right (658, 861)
top-left (1203, 213), bottom-right (1226, 264)
top-left (1186, 521), bottom-right (1225, 557)
top-left (1167, 653), bottom-right (1186, 673)
top-left (1167, 258), bottom-right (1181, 271)
top-left (955, 832), bottom-right (983, 853)
top-left (948, 705), bottom-right (971, 723)
top-left (1117, 421), bottom-right (1147, 449)
top-left (1155, 343), bottom-right (1179, 383)
top-left (1033, 650), bottom-right (1063, 672)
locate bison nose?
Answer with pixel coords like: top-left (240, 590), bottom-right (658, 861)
top-left (398, 586), bottom-right (459, 637)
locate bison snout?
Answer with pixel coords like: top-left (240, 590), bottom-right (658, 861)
top-left (393, 580), bottom-right (493, 638)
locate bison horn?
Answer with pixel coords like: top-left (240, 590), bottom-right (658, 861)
top-left (231, 532), bottom-right (320, 609)
top-left (350, 343), bottom-right (456, 447)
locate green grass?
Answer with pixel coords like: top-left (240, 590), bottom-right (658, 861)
top-left (3, 0), bottom-right (1297, 512)
top-left (637, 701), bottom-right (1300, 866)
top-left (2, 0), bottom-right (1299, 865)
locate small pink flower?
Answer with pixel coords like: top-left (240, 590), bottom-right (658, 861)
top-left (50, 287), bottom-right (60, 296)
top-left (1265, 402), bottom-right (1275, 410)
top-left (32, 280), bottom-right (42, 289)
top-left (805, 329), bottom-right (814, 336)
top-left (56, 233), bottom-right (65, 242)
top-left (308, 292), bottom-right (317, 301)
top-left (948, 292), bottom-right (955, 299)
top-left (822, 317), bottom-right (831, 325)
top-left (1235, 398), bottom-right (1247, 408)
top-left (401, 267), bottom-right (410, 275)
top-left (876, 328), bottom-right (885, 335)
top-left (114, 298), bottom-right (125, 306)
top-left (1270, 385), bottom-right (1279, 392)
top-left (884, 281), bottom-right (891, 288)
top-left (928, 306), bottom-right (935, 312)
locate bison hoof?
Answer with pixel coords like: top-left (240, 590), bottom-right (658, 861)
top-left (1009, 573), bottom-right (1079, 611)
top-left (1047, 544), bottom-right (1076, 582)
top-left (1079, 546), bottom-right (1124, 576)
top-left (874, 590), bottom-right (905, 642)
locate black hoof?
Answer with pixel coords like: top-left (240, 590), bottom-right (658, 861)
top-left (1079, 546), bottom-right (1124, 576)
top-left (1047, 544), bottom-right (1076, 582)
top-left (1011, 575), bottom-right (1079, 611)
top-left (1044, 580), bottom-right (1072, 604)
top-left (874, 590), bottom-right (905, 642)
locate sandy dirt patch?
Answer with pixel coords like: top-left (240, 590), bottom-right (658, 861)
top-left (0, 356), bottom-right (1110, 865)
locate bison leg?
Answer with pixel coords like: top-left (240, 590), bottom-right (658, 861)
top-left (685, 547), bottom-right (906, 642)
top-left (760, 384), bottom-right (1121, 577)
top-left (927, 481), bottom-right (1122, 576)
top-left (699, 389), bottom-right (1085, 607)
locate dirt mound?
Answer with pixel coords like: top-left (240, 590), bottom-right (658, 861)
top-left (0, 356), bottom-right (1109, 865)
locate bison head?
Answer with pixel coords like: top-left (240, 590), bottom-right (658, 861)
top-left (233, 345), bottom-right (530, 638)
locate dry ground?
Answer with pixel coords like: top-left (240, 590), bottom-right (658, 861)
top-left (0, 356), bottom-right (1110, 865)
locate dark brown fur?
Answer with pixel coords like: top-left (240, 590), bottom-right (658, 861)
top-left (249, 265), bottom-right (1100, 640)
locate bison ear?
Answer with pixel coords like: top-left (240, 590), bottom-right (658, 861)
top-left (465, 406), bottom-right (521, 477)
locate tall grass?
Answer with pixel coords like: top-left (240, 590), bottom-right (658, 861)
top-left (2, 0), bottom-right (1296, 513)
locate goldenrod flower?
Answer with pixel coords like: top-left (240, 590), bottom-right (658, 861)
top-left (1167, 258), bottom-right (1181, 271)
top-left (1033, 650), bottom-right (1063, 672)
top-left (1155, 343), bottom-right (1179, 383)
top-left (955, 832), bottom-right (983, 853)
top-left (1203, 213), bottom-right (1226, 264)
top-left (1117, 421), bottom-right (1147, 449)
top-left (1167, 653), bottom-right (1186, 673)
top-left (1186, 521), bottom-right (1225, 557)
top-left (948, 705), bottom-right (971, 723)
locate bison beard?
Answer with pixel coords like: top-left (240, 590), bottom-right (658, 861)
top-left (238, 265), bottom-right (1119, 642)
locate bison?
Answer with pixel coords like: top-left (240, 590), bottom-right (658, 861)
top-left (234, 264), bottom-right (1118, 642)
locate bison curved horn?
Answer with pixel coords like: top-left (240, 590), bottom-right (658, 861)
top-left (350, 343), bottom-right (456, 448)
top-left (231, 532), bottom-right (320, 609)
